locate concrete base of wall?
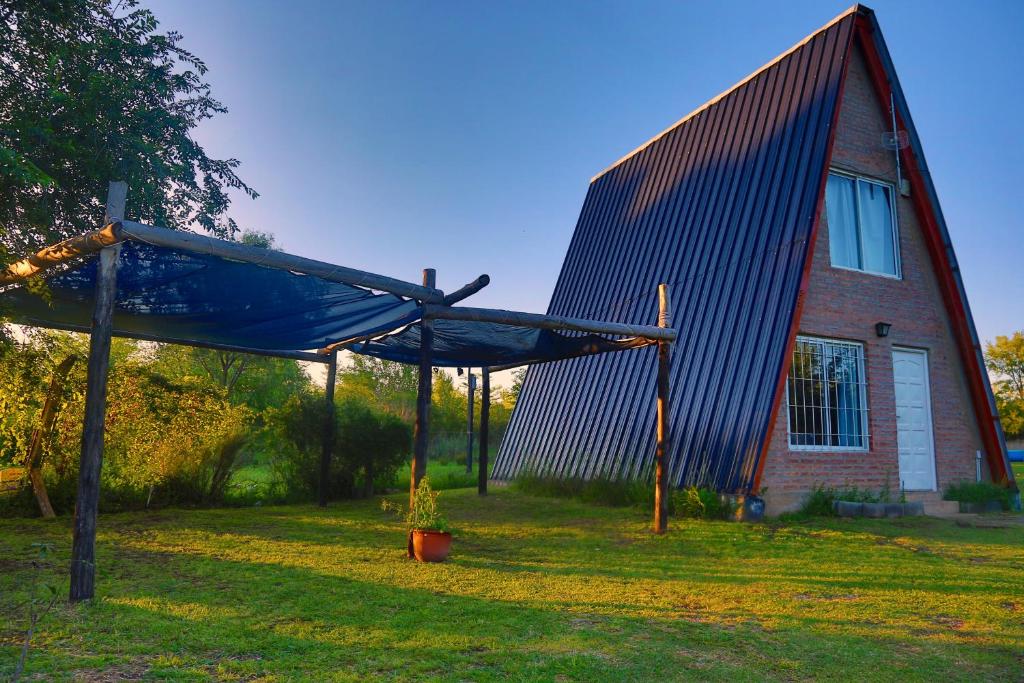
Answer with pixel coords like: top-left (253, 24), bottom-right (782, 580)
top-left (761, 490), bottom-right (806, 517)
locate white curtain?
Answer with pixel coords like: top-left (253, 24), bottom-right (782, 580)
top-left (826, 174), bottom-right (859, 269)
top-left (858, 181), bottom-right (896, 275)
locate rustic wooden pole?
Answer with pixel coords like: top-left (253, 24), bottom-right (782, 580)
top-left (421, 303), bottom-right (677, 341)
top-left (465, 371), bottom-right (475, 474)
top-left (69, 181), bottom-right (126, 602)
top-left (25, 354), bottom-right (78, 518)
top-left (409, 268), bottom-right (435, 510)
top-left (478, 368), bottom-right (490, 495)
top-left (318, 351), bottom-right (338, 507)
top-left (653, 284), bottom-right (672, 534)
top-left (442, 274), bottom-right (490, 306)
top-left (0, 222), bottom-right (122, 286)
top-left (120, 220), bottom-right (443, 302)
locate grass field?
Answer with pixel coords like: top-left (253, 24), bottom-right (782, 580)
top-left (2, 488), bottom-right (1022, 681)
top-left (226, 459), bottom-right (484, 506)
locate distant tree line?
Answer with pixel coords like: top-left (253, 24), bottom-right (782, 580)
top-left (986, 331), bottom-right (1024, 441)
top-left (0, 326), bottom-right (521, 516)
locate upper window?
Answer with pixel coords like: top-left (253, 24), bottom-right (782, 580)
top-left (825, 171), bottom-right (900, 278)
top-left (787, 336), bottom-right (869, 450)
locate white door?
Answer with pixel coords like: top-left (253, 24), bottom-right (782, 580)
top-left (892, 349), bottom-right (937, 491)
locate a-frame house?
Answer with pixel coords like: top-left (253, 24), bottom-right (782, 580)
top-left (494, 4), bottom-right (1015, 512)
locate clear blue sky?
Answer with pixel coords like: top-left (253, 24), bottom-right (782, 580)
top-left (146, 0), bottom-right (1022, 345)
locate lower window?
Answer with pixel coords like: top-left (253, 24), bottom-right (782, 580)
top-left (787, 336), bottom-right (869, 450)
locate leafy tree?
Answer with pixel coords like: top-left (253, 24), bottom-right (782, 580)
top-left (508, 368), bottom-right (526, 402)
top-left (337, 355), bottom-right (418, 420)
top-left (986, 331), bottom-right (1024, 439)
top-left (152, 343), bottom-right (309, 414)
top-left (0, 0), bottom-right (256, 266)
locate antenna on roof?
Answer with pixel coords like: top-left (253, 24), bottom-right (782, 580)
top-left (882, 92), bottom-right (911, 196)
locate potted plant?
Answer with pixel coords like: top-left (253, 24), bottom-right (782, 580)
top-left (382, 478), bottom-right (452, 562)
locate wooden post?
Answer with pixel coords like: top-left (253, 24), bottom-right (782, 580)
top-left (69, 181), bottom-right (126, 602)
top-left (465, 371), bottom-right (475, 473)
top-left (409, 268), bottom-right (435, 510)
top-left (318, 351), bottom-right (338, 507)
top-left (25, 355), bottom-right (78, 518)
top-left (478, 368), bottom-right (490, 495)
top-left (653, 284), bottom-right (672, 534)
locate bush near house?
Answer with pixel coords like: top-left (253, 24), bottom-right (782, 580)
top-left (943, 481), bottom-right (1012, 510)
top-left (797, 484), bottom-right (900, 517)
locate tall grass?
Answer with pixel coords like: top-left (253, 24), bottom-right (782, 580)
top-left (512, 470), bottom-right (736, 520)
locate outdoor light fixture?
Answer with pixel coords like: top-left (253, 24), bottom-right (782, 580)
top-left (457, 367), bottom-right (464, 376)
top-left (875, 322), bottom-right (892, 338)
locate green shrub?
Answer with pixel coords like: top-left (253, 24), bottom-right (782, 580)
top-left (797, 484), bottom-right (899, 517)
top-left (0, 336), bottom-right (254, 516)
top-left (336, 397), bottom-right (411, 496)
top-left (943, 481), bottom-right (1011, 509)
top-left (799, 486), bottom-right (840, 517)
top-left (263, 393), bottom-right (412, 502)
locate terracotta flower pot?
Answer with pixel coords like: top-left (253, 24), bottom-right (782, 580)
top-left (410, 529), bottom-right (452, 562)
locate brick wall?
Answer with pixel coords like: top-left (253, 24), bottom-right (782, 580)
top-left (759, 42), bottom-right (989, 514)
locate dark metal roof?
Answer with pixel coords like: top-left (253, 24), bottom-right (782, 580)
top-left (494, 9), bottom-right (857, 491)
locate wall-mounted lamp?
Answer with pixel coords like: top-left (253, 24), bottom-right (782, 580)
top-left (875, 322), bottom-right (892, 338)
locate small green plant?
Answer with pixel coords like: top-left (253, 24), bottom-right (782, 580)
top-left (672, 486), bottom-right (737, 520)
top-left (13, 542), bottom-right (60, 682)
top-left (381, 478), bottom-right (450, 532)
top-left (943, 481), bottom-right (1010, 509)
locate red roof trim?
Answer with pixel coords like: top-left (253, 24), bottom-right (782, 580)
top-left (853, 15), bottom-right (1012, 486)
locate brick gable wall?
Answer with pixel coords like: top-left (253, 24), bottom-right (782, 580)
top-left (759, 43), bottom-right (989, 513)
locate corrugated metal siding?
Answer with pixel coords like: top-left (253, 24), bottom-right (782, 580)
top-left (494, 13), bottom-right (856, 492)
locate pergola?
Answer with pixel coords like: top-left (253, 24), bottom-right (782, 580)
top-left (1, 182), bottom-right (678, 602)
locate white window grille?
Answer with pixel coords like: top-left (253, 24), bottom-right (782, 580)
top-left (787, 336), bottom-right (869, 450)
top-left (826, 170), bottom-right (901, 278)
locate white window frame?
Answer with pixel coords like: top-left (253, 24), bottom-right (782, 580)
top-left (786, 335), bottom-right (870, 452)
top-left (827, 169), bottom-right (902, 280)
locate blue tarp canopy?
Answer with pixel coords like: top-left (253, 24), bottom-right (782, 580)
top-left (2, 234), bottom-right (654, 367)
top-left (4, 240), bottom-right (421, 352)
top-left (352, 319), bottom-right (652, 368)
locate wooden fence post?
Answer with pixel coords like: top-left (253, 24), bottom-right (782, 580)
top-left (653, 284), bottom-right (672, 534)
top-left (69, 181), bottom-right (126, 602)
top-left (409, 268), bottom-right (435, 510)
top-left (465, 371), bottom-right (475, 474)
top-left (478, 368), bottom-right (490, 495)
top-left (318, 350), bottom-right (338, 507)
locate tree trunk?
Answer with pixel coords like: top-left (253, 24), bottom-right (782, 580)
top-left (25, 354), bottom-right (78, 518)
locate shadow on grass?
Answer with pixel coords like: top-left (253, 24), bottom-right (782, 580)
top-left (2, 490), bottom-right (1022, 680)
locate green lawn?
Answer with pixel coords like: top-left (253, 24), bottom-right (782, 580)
top-left (1, 489), bottom-right (1022, 681)
top-left (1013, 461), bottom-right (1023, 482)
